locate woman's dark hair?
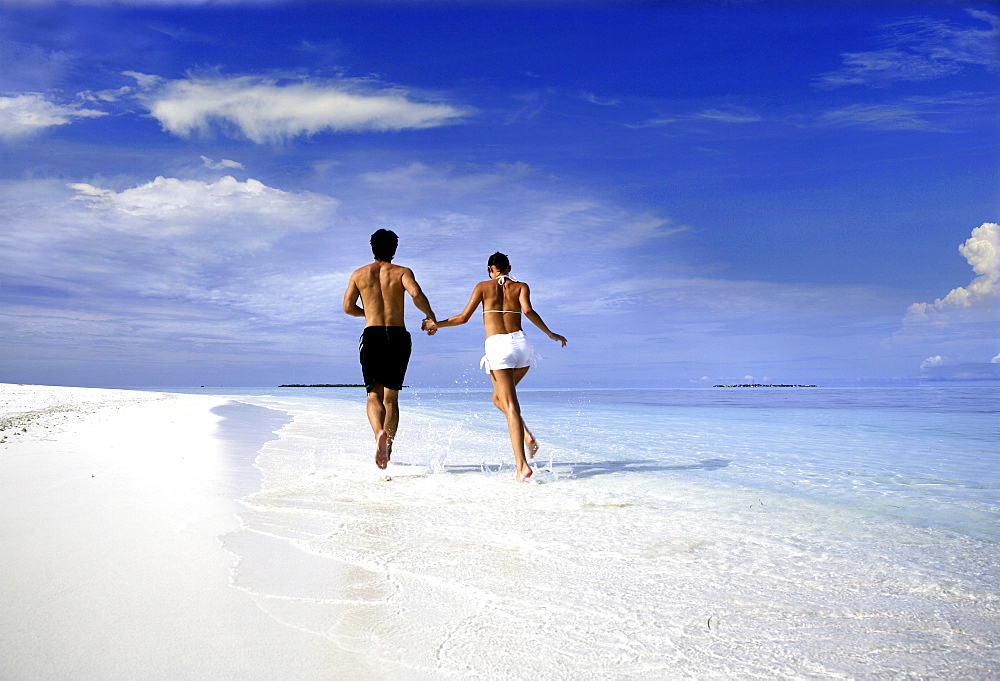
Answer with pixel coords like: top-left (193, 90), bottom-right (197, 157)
top-left (370, 229), bottom-right (398, 262)
top-left (488, 251), bottom-right (510, 272)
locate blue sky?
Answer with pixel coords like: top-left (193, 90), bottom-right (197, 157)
top-left (0, 0), bottom-right (997, 388)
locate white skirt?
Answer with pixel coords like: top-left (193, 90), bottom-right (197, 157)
top-left (480, 330), bottom-right (539, 373)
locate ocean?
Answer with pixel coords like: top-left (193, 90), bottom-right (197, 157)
top-left (183, 386), bottom-right (999, 678)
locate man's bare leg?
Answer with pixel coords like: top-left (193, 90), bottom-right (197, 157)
top-left (367, 387), bottom-right (390, 469)
top-left (383, 388), bottom-right (400, 461)
top-left (490, 369), bottom-right (532, 481)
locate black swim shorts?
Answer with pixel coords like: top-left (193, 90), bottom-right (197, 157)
top-left (359, 326), bottom-right (412, 393)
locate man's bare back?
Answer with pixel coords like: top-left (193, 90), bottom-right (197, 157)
top-left (343, 261), bottom-right (432, 328)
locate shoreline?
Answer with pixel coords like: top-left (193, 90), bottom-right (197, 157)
top-left (4, 383), bottom-right (996, 678)
top-left (0, 384), bottom-right (371, 679)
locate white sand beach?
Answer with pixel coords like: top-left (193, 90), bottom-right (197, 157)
top-left (0, 384), bottom-right (369, 680)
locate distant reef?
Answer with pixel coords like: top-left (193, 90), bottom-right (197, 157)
top-left (713, 384), bottom-right (817, 388)
top-left (279, 383), bottom-right (364, 388)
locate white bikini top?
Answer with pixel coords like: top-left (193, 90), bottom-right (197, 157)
top-left (484, 273), bottom-right (521, 314)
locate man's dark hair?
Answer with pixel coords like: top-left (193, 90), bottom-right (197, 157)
top-left (370, 229), bottom-right (398, 262)
top-left (488, 251), bottom-right (510, 272)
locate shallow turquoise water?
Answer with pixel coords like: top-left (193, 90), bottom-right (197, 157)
top-left (171, 386), bottom-right (1000, 678)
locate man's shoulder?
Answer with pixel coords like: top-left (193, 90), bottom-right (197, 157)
top-left (351, 261), bottom-right (407, 277)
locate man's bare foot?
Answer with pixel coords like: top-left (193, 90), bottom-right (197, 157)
top-left (517, 466), bottom-right (533, 482)
top-left (375, 430), bottom-right (390, 469)
top-left (526, 435), bottom-right (539, 460)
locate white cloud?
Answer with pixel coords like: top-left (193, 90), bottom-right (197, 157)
top-left (68, 175), bottom-right (336, 252)
top-left (80, 86), bottom-right (134, 103)
top-left (907, 222), bottom-right (999, 321)
top-left (920, 355), bottom-right (944, 369)
top-left (200, 155), bottom-right (245, 170)
top-left (814, 10), bottom-right (998, 89)
top-left (131, 74), bottom-right (469, 143)
top-left (123, 71), bottom-right (164, 89)
top-left (0, 176), bottom-right (344, 343)
top-left (0, 94), bottom-right (105, 140)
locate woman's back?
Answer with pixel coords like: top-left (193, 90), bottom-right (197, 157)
top-left (481, 278), bottom-right (524, 337)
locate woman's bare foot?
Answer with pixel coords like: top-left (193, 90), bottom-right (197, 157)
top-left (517, 465), bottom-right (533, 482)
top-left (375, 430), bottom-right (390, 469)
top-left (526, 435), bottom-right (539, 459)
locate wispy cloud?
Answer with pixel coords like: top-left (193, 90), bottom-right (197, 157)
top-left (815, 93), bottom-right (992, 131)
top-left (693, 107), bottom-right (762, 124)
top-left (0, 39), bottom-right (75, 92)
top-left (0, 94), bottom-right (105, 140)
top-left (583, 92), bottom-right (620, 106)
top-left (632, 106), bottom-right (762, 129)
top-left (814, 9), bottom-right (998, 89)
top-left (200, 155), bottom-right (245, 170)
top-left (147, 21), bottom-right (217, 43)
top-left (816, 101), bottom-right (933, 131)
top-left (505, 90), bottom-right (551, 124)
top-left (625, 117), bottom-right (681, 129)
top-left (129, 73), bottom-right (471, 143)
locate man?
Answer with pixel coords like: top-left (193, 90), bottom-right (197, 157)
top-left (343, 229), bottom-right (436, 469)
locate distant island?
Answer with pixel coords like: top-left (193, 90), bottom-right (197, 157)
top-left (713, 384), bottom-right (817, 388)
top-left (278, 384), bottom-right (364, 388)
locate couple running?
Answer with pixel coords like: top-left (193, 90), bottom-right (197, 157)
top-left (342, 229), bottom-right (567, 481)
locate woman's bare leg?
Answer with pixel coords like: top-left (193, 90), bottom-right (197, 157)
top-left (490, 369), bottom-right (532, 480)
top-left (511, 367), bottom-right (537, 458)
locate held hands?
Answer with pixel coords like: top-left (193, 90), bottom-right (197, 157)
top-left (421, 318), bottom-right (438, 335)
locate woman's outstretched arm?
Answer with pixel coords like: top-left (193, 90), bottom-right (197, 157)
top-left (519, 284), bottom-right (567, 346)
top-left (425, 284), bottom-right (484, 331)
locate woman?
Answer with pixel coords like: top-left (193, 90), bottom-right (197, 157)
top-left (425, 252), bottom-right (567, 481)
